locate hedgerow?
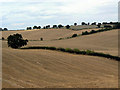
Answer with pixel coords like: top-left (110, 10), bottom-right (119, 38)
top-left (21, 46), bottom-right (120, 61)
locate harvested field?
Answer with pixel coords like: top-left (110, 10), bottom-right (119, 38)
top-left (2, 29), bottom-right (118, 88)
top-left (2, 28), bottom-right (99, 41)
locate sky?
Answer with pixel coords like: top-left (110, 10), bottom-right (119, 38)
top-left (0, 0), bottom-right (119, 30)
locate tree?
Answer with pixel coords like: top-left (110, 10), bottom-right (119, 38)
top-left (110, 22), bottom-right (113, 24)
top-left (82, 22), bottom-right (86, 25)
top-left (74, 23), bottom-right (77, 26)
top-left (27, 27), bottom-right (32, 30)
top-left (43, 26), bottom-right (46, 29)
top-left (88, 23), bottom-right (90, 25)
top-left (91, 22), bottom-right (96, 25)
top-left (27, 27), bottom-right (29, 30)
top-left (45, 25), bottom-right (50, 29)
top-left (72, 34), bottom-right (77, 37)
top-left (33, 26), bottom-right (38, 29)
top-left (7, 33), bottom-right (28, 49)
top-left (58, 24), bottom-right (63, 28)
top-left (53, 25), bottom-right (57, 28)
top-left (82, 31), bottom-right (89, 35)
top-left (97, 23), bottom-right (101, 28)
top-left (37, 26), bottom-right (41, 29)
top-left (48, 25), bottom-right (50, 28)
top-left (40, 38), bottom-right (43, 41)
top-left (113, 23), bottom-right (120, 29)
top-left (3, 28), bottom-right (8, 31)
top-left (90, 30), bottom-right (96, 33)
top-left (104, 25), bottom-right (112, 29)
top-left (66, 25), bottom-right (70, 29)
top-left (102, 22), bottom-right (107, 25)
top-left (0, 28), bottom-right (3, 31)
top-left (2, 37), bottom-right (4, 40)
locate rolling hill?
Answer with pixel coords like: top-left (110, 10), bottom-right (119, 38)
top-left (2, 28), bottom-right (118, 88)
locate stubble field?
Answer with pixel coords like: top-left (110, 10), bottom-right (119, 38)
top-left (2, 28), bottom-right (119, 88)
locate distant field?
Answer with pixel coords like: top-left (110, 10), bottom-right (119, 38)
top-left (24, 29), bottom-right (118, 56)
top-left (2, 28), bottom-right (99, 41)
top-left (2, 28), bottom-right (118, 88)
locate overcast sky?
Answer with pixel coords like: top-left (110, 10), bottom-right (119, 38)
top-left (0, 0), bottom-right (119, 30)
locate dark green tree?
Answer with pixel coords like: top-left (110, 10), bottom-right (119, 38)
top-left (82, 22), bottom-right (86, 25)
top-left (33, 26), bottom-right (38, 29)
top-left (104, 25), bottom-right (112, 29)
top-left (43, 26), bottom-right (46, 29)
top-left (7, 33), bottom-right (28, 49)
top-left (27, 27), bottom-right (32, 30)
top-left (37, 26), bottom-right (41, 29)
top-left (74, 23), bottom-right (77, 26)
top-left (40, 38), bottom-right (43, 41)
top-left (102, 22), bottom-right (107, 25)
top-left (2, 37), bottom-right (4, 40)
top-left (97, 23), bottom-right (101, 28)
top-left (87, 22), bottom-right (90, 25)
top-left (58, 24), bottom-right (63, 28)
top-left (113, 23), bottom-right (120, 29)
top-left (91, 22), bottom-right (96, 25)
top-left (3, 28), bottom-right (8, 31)
top-left (46, 25), bottom-right (50, 29)
top-left (53, 25), bottom-right (57, 28)
top-left (66, 25), bottom-right (70, 29)
top-left (90, 30), bottom-right (96, 33)
top-left (72, 34), bottom-right (77, 37)
top-left (82, 31), bottom-right (89, 35)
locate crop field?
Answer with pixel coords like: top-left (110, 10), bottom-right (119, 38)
top-left (2, 28), bottom-right (119, 88)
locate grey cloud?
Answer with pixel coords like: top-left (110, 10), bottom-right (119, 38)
top-left (1, 0), bottom-right (119, 30)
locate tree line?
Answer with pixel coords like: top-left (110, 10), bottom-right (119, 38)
top-left (0, 28), bottom-right (8, 31)
top-left (1, 22), bottom-right (120, 31)
top-left (26, 22), bottom-right (120, 30)
top-left (26, 24), bottom-right (71, 30)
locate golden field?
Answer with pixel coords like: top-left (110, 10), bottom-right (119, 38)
top-left (2, 28), bottom-right (118, 88)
